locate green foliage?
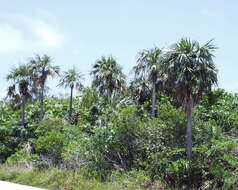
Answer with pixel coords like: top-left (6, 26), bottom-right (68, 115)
top-left (6, 149), bottom-right (39, 167)
top-left (35, 118), bottom-right (70, 136)
top-left (197, 89), bottom-right (238, 135)
top-left (64, 105), bottom-right (149, 176)
top-left (63, 104), bottom-right (187, 180)
top-left (157, 104), bottom-right (186, 147)
top-left (36, 130), bottom-right (69, 164)
top-left (1, 89), bottom-right (238, 189)
top-left (0, 124), bottom-right (28, 162)
top-left (81, 88), bottom-right (100, 109)
top-left (145, 119), bottom-right (238, 189)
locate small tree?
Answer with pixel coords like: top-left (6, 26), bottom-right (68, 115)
top-left (58, 66), bottom-right (84, 119)
top-left (162, 39), bottom-right (218, 159)
top-left (29, 55), bottom-right (60, 121)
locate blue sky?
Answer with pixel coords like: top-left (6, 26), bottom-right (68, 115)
top-left (0, 0), bottom-right (237, 97)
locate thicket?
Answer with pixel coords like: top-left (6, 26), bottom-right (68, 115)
top-left (0, 89), bottom-right (238, 189)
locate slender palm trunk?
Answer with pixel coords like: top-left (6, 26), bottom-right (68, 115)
top-left (186, 97), bottom-right (193, 160)
top-left (151, 80), bottom-right (156, 117)
top-left (21, 95), bottom-right (26, 126)
top-left (39, 86), bottom-right (44, 121)
top-left (69, 86), bottom-right (73, 119)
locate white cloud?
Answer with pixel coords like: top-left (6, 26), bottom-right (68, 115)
top-left (31, 20), bottom-right (63, 49)
top-left (0, 16), bottom-right (63, 54)
top-left (0, 25), bottom-right (24, 53)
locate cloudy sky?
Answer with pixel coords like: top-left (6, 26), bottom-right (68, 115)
top-left (0, 0), bottom-right (237, 97)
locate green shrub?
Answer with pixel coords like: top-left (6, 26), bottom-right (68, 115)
top-left (145, 136), bottom-right (238, 189)
top-left (63, 104), bottom-right (186, 179)
top-left (36, 130), bottom-right (69, 165)
top-left (6, 149), bottom-right (39, 167)
top-left (0, 124), bottom-right (28, 162)
top-left (35, 118), bottom-right (70, 136)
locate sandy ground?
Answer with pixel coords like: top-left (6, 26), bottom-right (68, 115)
top-left (0, 181), bottom-right (46, 190)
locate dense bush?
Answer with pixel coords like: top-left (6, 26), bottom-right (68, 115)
top-left (146, 137), bottom-right (237, 189)
top-left (35, 118), bottom-right (70, 136)
top-left (36, 130), bottom-right (69, 166)
top-left (1, 89), bottom-right (238, 189)
top-left (0, 124), bottom-right (29, 162)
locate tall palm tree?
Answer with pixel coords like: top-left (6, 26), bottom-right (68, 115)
top-left (6, 64), bottom-right (32, 126)
top-left (58, 66), bottom-right (84, 119)
top-left (91, 56), bottom-right (126, 96)
top-left (29, 55), bottom-right (60, 121)
top-left (133, 47), bottom-right (163, 117)
top-left (162, 38), bottom-right (218, 159)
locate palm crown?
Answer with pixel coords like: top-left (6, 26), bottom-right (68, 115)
top-left (58, 66), bottom-right (84, 91)
top-left (91, 56), bottom-right (126, 95)
top-left (134, 47), bottom-right (162, 81)
top-left (29, 55), bottom-right (60, 88)
top-left (7, 64), bottom-right (32, 98)
top-left (162, 38), bottom-right (218, 106)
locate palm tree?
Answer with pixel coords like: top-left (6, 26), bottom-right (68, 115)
top-left (29, 55), bottom-right (60, 121)
top-left (6, 85), bottom-right (21, 110)
top-left (58, 66), bottom-right (84, 119)
top-left (6, 64), bottom-right (32, 126)
top-left (129, 77), bottom-right (151, 105)
top-left (133, 47), bottom-right (163, 117)
top-left (162, 38), bottom-right (218, 159)
top-left (91, 56), bottom-right (126, 96)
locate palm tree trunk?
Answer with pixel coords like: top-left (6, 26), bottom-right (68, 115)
top-left (69, 86), bottom-right (73, 119)
top-left (21, 95), bottom-right (26, 126)
top-left (186, 97), bottom-right (193, 160)
top-left (151, 81), bottom-right (156, 117)
top-left (39, 86), bottom-right (44, 121)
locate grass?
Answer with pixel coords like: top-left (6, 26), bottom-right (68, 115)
top-left (0, 165), bottom-right (166, 190)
